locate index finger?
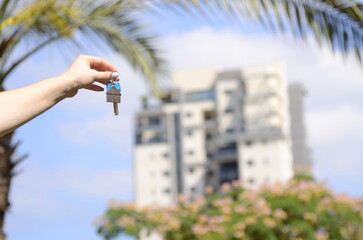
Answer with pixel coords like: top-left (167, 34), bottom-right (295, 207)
top-left (88, 56), bottom-right (118, 72)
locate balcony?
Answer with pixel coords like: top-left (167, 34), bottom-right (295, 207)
top-left (185, 89), bottom-right (215, 102)
top-left (214, 142), bottom-right (238, 160)
top-left (245, 91), bottom-right (276, 104)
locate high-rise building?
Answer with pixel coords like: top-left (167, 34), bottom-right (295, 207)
top-left (134, 62), bottom-right (311, 207)
top-left (288, 84), bottom-right (313, 173)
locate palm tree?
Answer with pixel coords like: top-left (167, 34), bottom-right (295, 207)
top-left (0, 0), bottom-right (362, 239)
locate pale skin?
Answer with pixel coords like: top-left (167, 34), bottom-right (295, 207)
top-left (0, 55), bottom-right (118, 137)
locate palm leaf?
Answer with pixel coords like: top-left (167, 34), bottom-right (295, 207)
top-left (153, 0), bottom-right (363, 63)
top-left (0, 0), bottom-right (167, 95)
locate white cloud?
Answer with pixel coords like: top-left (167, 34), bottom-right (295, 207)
top-left (162, 28), bottom-right (363, 110)
top-left (307, 105), bottom-right (363, 179)
top-left (307, 105), bottom-right (363, 147)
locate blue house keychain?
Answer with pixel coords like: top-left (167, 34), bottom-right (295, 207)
top-left (106, 72), bottom-right (121, 116)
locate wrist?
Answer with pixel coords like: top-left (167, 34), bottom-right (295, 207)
top-left (48, 74), bottom-right (78, 102)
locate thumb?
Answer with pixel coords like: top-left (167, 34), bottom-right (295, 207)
top-left (93, 71), bottom-right (114, 84)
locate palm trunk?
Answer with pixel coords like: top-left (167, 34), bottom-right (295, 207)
top-left (0, 132), bottom-right (14, 240)
top-left (0, 86), bottom-right (26, 240)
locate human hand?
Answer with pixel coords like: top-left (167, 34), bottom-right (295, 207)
top-left (61, 55), bottom-right (118, 98)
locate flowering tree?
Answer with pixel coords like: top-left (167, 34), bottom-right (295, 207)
top-left (97, 175), bottom-right (363, 240)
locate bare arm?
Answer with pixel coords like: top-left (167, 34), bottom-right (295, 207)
top-left (0, 55), bottom-right (118, 136)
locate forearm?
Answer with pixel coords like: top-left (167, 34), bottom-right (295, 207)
top-left (0, 55), bottom-right (117, 136)
top-left (0, 75), bottom-right (72, 136)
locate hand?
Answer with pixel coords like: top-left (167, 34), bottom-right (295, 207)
top-left (61, 55), bottom-right (118, 97)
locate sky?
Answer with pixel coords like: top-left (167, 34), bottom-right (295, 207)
top-left (3, 6), bottom-right (363, 240)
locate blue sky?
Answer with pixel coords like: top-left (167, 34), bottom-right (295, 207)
top-left (4, 6), bottom-right (363, 240)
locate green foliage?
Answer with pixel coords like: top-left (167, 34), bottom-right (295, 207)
top-left (293, 173), bottom-right (315, 182)
top-left (97, 179), bottom-right (363, 240)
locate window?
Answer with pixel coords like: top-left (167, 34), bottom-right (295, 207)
top-left (225, 89), bottom-right (234, 95)
top-left (206, 133), bottom-right (213, 140)
top-left (164, 188), bottom-right (171, 194)
top-left (248, 178), bottom-right (255, 184)
top-left (136, 134), bottom-right (142, 144)
top-left (185, 112), bottom-right (193, 118)
top-left (162, 152), bottom-right (169, 159)
top-left (226, 128), bottom-right (234, 133)
top-left (219, 162), bottom-right (238, 184)
top-left (186, 129), bottom-right (194, 136)
top-left (204, 111), bottom-right (216, 120)
top-left (163, 171), bottom-right (170, 177)
top-left (148, 117), bottom-right (160, 126)
top-left (190, 187), bottom-right (196, 193)
top-left (189, 167), bottom-right (195, 174)
top-left (245, 140), bottom-right (254, 146)
top-left (225, 108), bottom-right (234, 113)
top-left (185, 90), bottom-right (215, 102)
top-left (188, 150), bottom-right (195, 156)
top-left (218, 142), bottom-right (237, 154)
top-left (247, 159), bottom-right (254, 167)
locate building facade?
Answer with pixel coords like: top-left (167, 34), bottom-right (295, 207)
top-left (134, 62), bottom-right (311, 208)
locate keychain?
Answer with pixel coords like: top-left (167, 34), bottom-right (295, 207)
top-left (106, 72), bottom-right (121, 116)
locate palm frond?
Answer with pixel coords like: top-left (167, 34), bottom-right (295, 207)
top-left (151, 0), bottom-right (363, 62)
top-left (74, 0), bottom-right (167, 96)
top-left (1, 0), bottom-right (167, 95)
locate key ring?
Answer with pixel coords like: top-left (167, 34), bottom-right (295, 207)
top-left (110, 71), bottom-right (119, 82)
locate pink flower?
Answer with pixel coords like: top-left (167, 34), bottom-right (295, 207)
top-left (221, 206), bottom-right (232, 215)
top-left (234, 205), bottom-right (247, 214)
top-left (303, 212), bottom-right (317, 223)
top-left (177, 194), bottom-right (187, 203)
top-left (220, 182), bottom-right (232, 193)
top-left (234, 231), bottom-right (245, 238)
top-left (205, 185), bottom-right (215, 195)
top-left (315, 231), bottom-right (329, 240)
top-left (232, 179), bottom-right (242, 188)
top-left (233, 222), bottom-right (246, 231)
top-left (274, 209), bottom-right (287, 220)
top-left (244, 216), bottom-right (257, 225)
top-left (198, 214), bottom-right (208, 224)
top-left (263, 218), bottom-right (276, 228)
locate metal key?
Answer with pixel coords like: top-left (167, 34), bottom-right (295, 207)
top-left (106, 72), bottom-right (121, 116)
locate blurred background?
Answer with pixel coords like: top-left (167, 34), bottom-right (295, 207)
top-left (1, 1), bottom-right (362, 240)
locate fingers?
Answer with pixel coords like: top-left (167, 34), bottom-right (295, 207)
top-left (86, 55), bottom-right (118, 72)
top-left (92, 70), bottom-right (114, 85)
top-left (84, 83), bottom-right (104, 92)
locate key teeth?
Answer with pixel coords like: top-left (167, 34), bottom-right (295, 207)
top-left (113, 102), bottom-right (119, 116)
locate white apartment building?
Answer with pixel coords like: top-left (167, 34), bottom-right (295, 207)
top-left (134, 62), bottom-right (311, 207)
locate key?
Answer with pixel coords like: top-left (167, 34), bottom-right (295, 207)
top-left (106, 72), bottom-right (121, 116)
